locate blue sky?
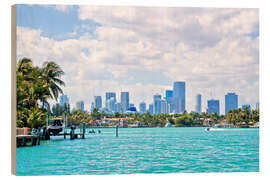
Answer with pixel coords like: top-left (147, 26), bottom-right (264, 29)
top-left (17, 5), bottom-right (100, 40)
top-left (16, 5), bottom-right (259, 114)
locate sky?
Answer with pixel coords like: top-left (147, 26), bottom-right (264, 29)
top-left (16, 4), bottom-right (259, 114)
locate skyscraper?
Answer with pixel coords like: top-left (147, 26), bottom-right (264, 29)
top-left (165, 90), bottom-right (173, 113)
top-left (153, 94), bottom-right (162, 114)
top-left (90, 102), bottom-right (94, 112)
top-left (105, 92), bottom-right (116, 110)
top-left (94, 96), bottom-right (102, 110)
top-left (60, 94), bottom-right (69, 107)
top-left (165, 90), bottom-right (173, 102)
top-left (139, 102), bottom-right (147, 114)
top-left (225, 93), bottom-right (238, 114)
top-left (207, 99), bottom-right (220, 115)
top-left (115, 102), bottom-right (122, 113)
top-left (148, 104), bottom-right (154, 115)
top-left (196, 94), bottom-right (202, 114)
top-left (160, 99), bottom-right (168, 114)
top-left (173, 81), bottom-right (186, 113)
top-left (106, 97), bottom-right (116, 112)
top-left (121, 92), bottom-right (129, 112)
top-left (76, 101), bottom-right (84, 111)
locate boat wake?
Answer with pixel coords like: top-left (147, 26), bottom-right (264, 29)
top-left (205, 128), bottom-right (225, 131)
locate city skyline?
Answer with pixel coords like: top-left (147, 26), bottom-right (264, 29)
top-left (16, 5), bottom-right (259, 114)
top-left (66, 82), bottom-right (258, 115)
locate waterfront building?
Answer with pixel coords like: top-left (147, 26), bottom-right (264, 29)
top-left (121, 92), bottom-right (129, 113)
top-left (60, 94), bottom-right (69, 107)
top-left (242, 104), bottom-right (251, 110)
top-left (106, 97), bottom-right (116, 112)
top-left (165, 90), bottom-right (173, 113)
top-left (195, 94), bottom-right (202, 114)
top-left (139, 102), bottom-right (147, 114)
top-left (207, 99), bottom-right (220, 115)
top-left (105, 92), bottom-right (116, 111)
top-left (173, 81), bottom-right (186, 113)
top-left (225, 93), bottom-right (238, 114)
top-left (154, 94), bottom-right (162, 114)
top-left (94, 96), bottom-right (102, 110)
top-left (165, 90), bottom-right (173, 102)
top-left (115, 102), bottom-right (122, 113)
top-left (160, 99), bottom-right (168, 114)
top-left (148, 104), bottom-right (154, 115)
top-left (76, 101), bottom-right (84, 111)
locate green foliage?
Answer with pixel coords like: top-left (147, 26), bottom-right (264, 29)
top-left (16, 58), bottom-right (65, 128)
top-left (175, 114), bottom-right (192, 127)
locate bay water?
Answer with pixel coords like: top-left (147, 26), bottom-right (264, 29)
top-left (16, 127), bottom-right (259, 175)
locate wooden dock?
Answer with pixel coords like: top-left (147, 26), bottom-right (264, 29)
top-left (16, 135), bottom-right (40, 147)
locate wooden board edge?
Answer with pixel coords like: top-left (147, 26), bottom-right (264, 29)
top-left (11, 4), bottom-right (17, 176)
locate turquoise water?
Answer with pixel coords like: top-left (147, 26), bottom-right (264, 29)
top-left (16, 127), bottom-right (259, 175)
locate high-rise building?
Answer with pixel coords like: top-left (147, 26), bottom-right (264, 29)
top-left (207, 99), bottom-right (220, 115)
top-left (121, 92), bottom-right (129, 112)
top-left (256, 102), bottom-right (259, 110)
top-left (139, 102), bottom-right (147, 114)
top-left (242, 104), bottom-right (251, 110)
top-left (115, 102), bottom-right (122, 113)
top-left (165, 90), bottom-right (173, 102)
top-left (160, 99), bottom-right (168, 114)
top-left (173, 81), bottom-right (186, 113)
top-left (94, 96), bottom-right (102, 110)
top-left (148, 104), bottom-right (154, 115)
top-left (153, 94), bottom-right (162, 114)
top-left (105, 92), bottom-right (116, 110)
top-left (129, 103), bottom-right (135, 108)
top-left (76, 101), bottom-right (84, 111)
top-left (225, 93), bottom-right (238, 114)
top-left (106, 97), bottom-right (116, 112)
top-left (90, 102), bottom-right (94, 112)
top-left (60, 94), bottom-right (69, 107)
top-left (196, 94), bottom-right (202, 114)
top-left (165, 90), bottom-right (173, 113)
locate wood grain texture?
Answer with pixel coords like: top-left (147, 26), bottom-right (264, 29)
top-left (11, 4), bottom-right (17, 175)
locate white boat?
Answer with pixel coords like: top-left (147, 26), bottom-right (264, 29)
top-left (205, 127), bottom-right (224, 131)
top-left (47, 118), bottom-right (64, 136)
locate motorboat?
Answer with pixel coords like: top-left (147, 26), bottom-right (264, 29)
top-left (48, 118), bottom-right (64, 136)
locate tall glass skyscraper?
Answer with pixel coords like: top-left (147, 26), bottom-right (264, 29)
top-left (153, 94), bottom-right (162, 114)
top-left (105, 92), bottom-right (116, 110)
top-left (148, 104), bottom-right (153, 115)
top-left (165, 90), bottom-right (173, 113)
top-left (139, 102), bottom-right (146, 114)
top-left (165, 90), bottom-right (173, 102)
top-left (173, 81), bottom-right (186, 113)
top-left (196, 94), bottom-right (201, 114)
top-left (225, 93), bottom-right (238, 114)
top-left (94, 96), bottom-right (102, 110)
top-left (207, 99), bottom-right (220, 115)
top-left (121, 92), bottom-right (129, 112)
top-left (160, 99), bottom-right (168, 114)
top-left (60, 95), bottom-right (69, 107)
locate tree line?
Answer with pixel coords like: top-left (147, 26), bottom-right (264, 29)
top-left (16, 58), bottom-right (65, 128)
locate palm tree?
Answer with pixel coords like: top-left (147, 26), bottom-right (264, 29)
top-left (41, 61), bottom-right (65, 102)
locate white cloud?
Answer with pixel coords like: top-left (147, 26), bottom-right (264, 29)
top-left (17, 6), bottom-right (259, 114)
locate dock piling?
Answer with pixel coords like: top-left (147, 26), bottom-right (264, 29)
top-left (82, 122), bottom-right (85, 139)
top-left (116, 125), bottom-right (118, 137)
